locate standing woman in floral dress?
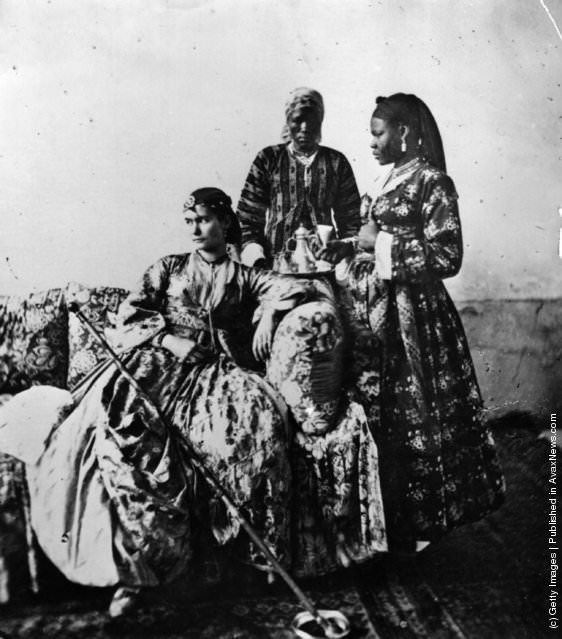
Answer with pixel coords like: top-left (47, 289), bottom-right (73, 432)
top-left (341, 93), bottom-right (505, 552)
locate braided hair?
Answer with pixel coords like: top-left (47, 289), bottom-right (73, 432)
top-left (372, 93), bottom-right (446, 172)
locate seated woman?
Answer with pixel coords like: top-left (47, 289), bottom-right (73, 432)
top-left (339, 94), bottom-right (505, 552)
top-left (24, 188), bottom-right (314, 616)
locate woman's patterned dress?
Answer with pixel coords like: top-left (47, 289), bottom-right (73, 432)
top-left (339, 157), bottom-right (505, 551)
top-left (26, 252), bottom-right (310, 588)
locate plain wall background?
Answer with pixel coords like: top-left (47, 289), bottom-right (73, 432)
top-left (1, 0), bottom-right (561, 299)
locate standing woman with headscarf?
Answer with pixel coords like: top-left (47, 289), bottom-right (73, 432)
top-left (340, 93), bottom-right (505, 552)
top-left (235, 88), bottom-right (356, 438)
top-left (236, 87), bottom-right (361, 269)
top-left (235, 89), bottom-right (389, 577)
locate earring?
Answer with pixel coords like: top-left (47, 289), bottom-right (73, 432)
top-left (400, 139), bottom-right (407, 153)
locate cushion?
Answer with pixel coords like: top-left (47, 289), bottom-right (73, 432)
top-left (0, 289), bottom-right (68, 394)
top-left (65, 282), bottom-right (129, 390)
top-left (267, 300), bottom-right (344, 434)
top-left (0, 387), bottom-right (75, 465)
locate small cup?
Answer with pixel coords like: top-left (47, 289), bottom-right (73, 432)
top-left (316, 224), bottom-right (333, 247)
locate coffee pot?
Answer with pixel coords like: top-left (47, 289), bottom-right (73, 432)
top-left (279, 223), bottom-right (335, 274)
top-left (284, 224), bottom-right (317, 273)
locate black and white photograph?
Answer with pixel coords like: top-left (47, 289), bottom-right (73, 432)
top-left (0, 1), bottom-right (561, 637)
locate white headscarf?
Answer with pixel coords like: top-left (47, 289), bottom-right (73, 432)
top-left (281, 87), bottom-right (324, 143)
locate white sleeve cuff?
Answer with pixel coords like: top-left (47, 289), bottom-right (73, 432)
top-left (241, 242), bottom-right (266, 267)
top-left (375, 231), bottom-right (393, 280)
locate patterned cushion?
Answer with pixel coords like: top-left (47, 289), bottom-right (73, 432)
top-left (0, 290), bottom-right (68, 394)
top-left (65, 282), bottom-right (129, 390)
top-left (0, 295), bottom-right (26, 394)
top-left (267, 300), bottom-right (344, 434)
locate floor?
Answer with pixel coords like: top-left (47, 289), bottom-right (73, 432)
top-left (0, 414), bottom-right (551, 638)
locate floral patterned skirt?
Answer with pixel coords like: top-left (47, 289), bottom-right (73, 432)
top-left (265, 295), bottom-right (388, 576)
top-left (338, 264), bottom-right (505, 550)
top-left (291, 397), bottom-right (387, 577)
top-left (26, 346), bottom-right (292, 587)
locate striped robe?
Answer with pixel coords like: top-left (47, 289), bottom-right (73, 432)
top-left (237, 144), bottom-right (361, 258)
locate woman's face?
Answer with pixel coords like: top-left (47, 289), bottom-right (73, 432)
top-left (369, 116), bottom-right (402, 165)
top-left (184, 205), bottom-right (228, 253)
top-left (288, 106), bottom-right (321, 153)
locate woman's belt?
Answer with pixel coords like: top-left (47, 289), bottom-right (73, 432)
top-left (378, 224), bottom-right (421, 240)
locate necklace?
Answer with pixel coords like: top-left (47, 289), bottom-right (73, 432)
top-left (380, 157), bottom-right (423, 195)
top-left (389, 156), bottom-right (422, 180)
top-left (288, 142), bottom-right (319, 162)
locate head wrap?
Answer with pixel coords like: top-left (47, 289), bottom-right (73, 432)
top-left (281, 87), bottom-right (324, 143)
top-left (372, 93), bottom-right (446, 172)
top-left (183, 187), bottom-right (241, 246)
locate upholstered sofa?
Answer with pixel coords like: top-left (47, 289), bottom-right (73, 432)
top-left (0, 280), bottom-right (346, 603)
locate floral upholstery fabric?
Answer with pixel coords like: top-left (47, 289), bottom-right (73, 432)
top-left (0, 290), bottom-right (68, 394)
top-left (64, 282), bottom-right (129, 390)
top-left (0, 295), bottom-right (26, 394)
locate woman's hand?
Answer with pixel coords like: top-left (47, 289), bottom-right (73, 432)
top-left (315, 240), bottom-right (353, 265)
top-left (357, 220), bottom-right (379, 252)
top-left (252, 310), bottom-right (276, 361)
top-left (253, 257), bottom-right (273, 270)
top-left (161, 334), bottom-right (206, 362)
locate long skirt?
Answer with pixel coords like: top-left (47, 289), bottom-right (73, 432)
top-left (338, 262), bottom-right (505, 550)
top-left (266, 293), bottom-right (388, 576)
top-left (26, 346), bottom-right (292, 587)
